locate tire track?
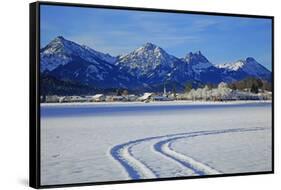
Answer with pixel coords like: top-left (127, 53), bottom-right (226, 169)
top-left (154, 135), bottom-right (221, 175)
top-left (154, 127), bottom-right (267, 175)
top-left (110, 127), bottom-right (267, 179)
top-left (110, 140), bottom-right (157, 179)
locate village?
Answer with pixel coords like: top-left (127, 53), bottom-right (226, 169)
top-left (41, 82), bottom-right (272, 103)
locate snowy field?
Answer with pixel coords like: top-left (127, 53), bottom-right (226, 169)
top-left (40, 101), bottom-right (272, 185)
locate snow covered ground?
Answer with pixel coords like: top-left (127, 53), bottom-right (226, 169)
top-left (40, 101), bottom-right (272, 185)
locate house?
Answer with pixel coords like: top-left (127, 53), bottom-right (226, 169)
top-left (61, 96), bottom-right (88, 103)
top-left (138, 93), bottom-right (154, 101)
top-left (264, 91), bottom-right (272, 100)
top-left (91, 94), bottom-right (106, 102)
top-left (176, 93), bottom-right (188, 100)
top-left (113, 96), bottom-right (125, 101)
top-left (151, 95), bottom-right (171, 101)
top-left (45, 95), bottom-right (59, 103)
top-left (58, 96), bottom-right (66, 103)
top-left (167, 93), bottom-right (177, 100)
top-left (124, 94), bottom-right (138, 102)
top-left (106, 95), bottom-right (125, 102)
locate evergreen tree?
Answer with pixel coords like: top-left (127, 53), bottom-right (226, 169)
top-left (251, 84), bottom-right (259, 93)
top-left (116, 89), bottom-right (122, 96)
top-left (184, 82), bottom-right (193, 93)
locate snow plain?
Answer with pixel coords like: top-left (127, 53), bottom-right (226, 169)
top-left (40, 101), bottom-right (272, 185)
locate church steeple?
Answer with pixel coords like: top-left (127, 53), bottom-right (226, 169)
top-left (163, 83), bottom-right (167, 97)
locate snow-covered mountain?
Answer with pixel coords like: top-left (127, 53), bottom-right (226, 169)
top-left (40, 36), bottom-right (116, 72)
top-left (40, 36), bottom-right (272, 94)
top-left (180, 51), bottom-right (227, 84)
top-left (40, 36), bottom-right (139, 89)
top-left (116, 43), bottom-right (180, 78)
top-left (183, 51), bottom-right (213, 73)
top-left (81, 45), bottom-right (117, 64)
top-left (116, 43), bottom-right (201, 90)
top-left (216, 57), bottom-right (271, 81)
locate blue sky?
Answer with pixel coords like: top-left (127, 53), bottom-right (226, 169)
top-left (40, 5), bottom-right (272, 70)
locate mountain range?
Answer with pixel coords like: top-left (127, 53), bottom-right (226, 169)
top-left (40, 36), bottom-right (272, 95)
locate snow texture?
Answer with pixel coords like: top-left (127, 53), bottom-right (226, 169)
top-left (41, 101), bottom-right (272, 185)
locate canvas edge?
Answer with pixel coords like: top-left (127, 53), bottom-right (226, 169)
top-left (30, 2), bottom-right (41, 189)
top-left (29, 1), bottom-right (275, 189)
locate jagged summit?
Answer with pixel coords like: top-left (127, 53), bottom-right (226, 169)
top-left (246, 57), bottom-right (256, 62)
top-left (217, 57), bottom-right (264, 71)
top-left (55, 36), bottom-right (65, 40)
top-left (132, 42), bottom-right (166, 56)
top-left (186, 50), bottom-right (202, 56)
top-left (184, 51), bottom-right (208, 62)
top-left (40, 36), bottom-right (116, 72)
top-left (47, 36), bottom-right (66, 45)
top-left (183, 51), bottom-right (213, 72)
top-left (116, 42), bottom-right (181, 79)
top-left (142, 42), bottom-right (158, 49)
top-left (48, 36), bottom-right (66, 44)
top-left (216, 57), bottom-right (271, 80)
top-left (41, 36), bottom-right (81, 56)
top-left (49, 35), bottom-right (72, 45)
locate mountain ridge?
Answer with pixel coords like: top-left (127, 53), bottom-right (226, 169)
top-left (40, 36), bottom-right (272, 94)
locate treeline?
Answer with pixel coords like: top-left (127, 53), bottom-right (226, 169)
top-left (40, 74), bottom-right (98, 96)
top-left (41, 74), bottom-right (133, 96)
top-left (228, 77), bottom-right (272, 93)
top-left (184, 77), bottom-right (272, 94)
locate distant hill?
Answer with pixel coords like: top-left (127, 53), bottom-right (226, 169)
top-left (40, 74), bottom-right (98, 96)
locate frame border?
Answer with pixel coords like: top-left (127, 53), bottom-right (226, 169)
top-left (30, 2), bottom-right (41, 188)
top-left (29, 1), bottom-right (274, 189)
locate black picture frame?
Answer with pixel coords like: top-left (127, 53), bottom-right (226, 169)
top-left (29, 1), bottom-right (274, 189)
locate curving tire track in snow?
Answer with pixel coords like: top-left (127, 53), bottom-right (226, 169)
top-left (110, 140), bottom-right (157, 179)
top-left (110, 127), bottom-right (267, 179)
top-left (166, 138), bottom-right (222, 174)
top-left (154, 135), bottom-right (221, 175)
top-left (154, 127), bottom-right (268, 175)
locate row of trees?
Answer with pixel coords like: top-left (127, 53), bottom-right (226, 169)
top-left (184, 77), bottom-right (272, 94)
top-left (183, 82), bottom-right (232, 101)
top-left (228, 77), bottom-right (272, 93)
